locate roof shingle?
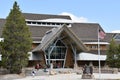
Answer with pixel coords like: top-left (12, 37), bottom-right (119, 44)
top-left (70, 23), bottom-right (104, 41)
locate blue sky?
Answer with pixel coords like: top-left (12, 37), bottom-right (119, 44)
top-left (0, 0), bottom-right (120, 33)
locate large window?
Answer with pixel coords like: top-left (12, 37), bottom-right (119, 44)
top-left (45, 40), bottom-right (67, 59)
top-left (45, 40), bottom-right (67, 68)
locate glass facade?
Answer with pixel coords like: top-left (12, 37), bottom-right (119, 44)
top-left (45, 40), bottom-right (67, 68)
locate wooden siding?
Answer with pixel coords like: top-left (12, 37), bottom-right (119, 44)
top-left (85, 44), bottom-right (108, 50)
top-left (65, 48), bottom-right (74, 68)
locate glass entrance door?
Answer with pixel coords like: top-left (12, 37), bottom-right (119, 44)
top-left (47, 60), bottom-right (64, 68)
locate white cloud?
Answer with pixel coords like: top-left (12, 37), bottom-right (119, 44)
top-left (111, 30), bottom-right (120, 33)
top-left (59, 12), bottom-right (89, 23)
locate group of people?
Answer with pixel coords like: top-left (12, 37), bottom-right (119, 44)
top-left (31, 63), bottom-right (93, 77)
top-left (31, 63), bottom-right (42, 77)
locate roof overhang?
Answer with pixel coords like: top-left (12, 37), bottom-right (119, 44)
top-left (83, 42), bottom-right (109, 45)
top-left (26, 18), bottom-right (73, 23)
top-left (77, 52), bottom-right (106, 61)
top-left (28, 52), bottom-right (42, 60)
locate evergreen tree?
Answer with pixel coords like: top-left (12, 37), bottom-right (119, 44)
top-left (106, 39), bottom-right (119, 68)
top-left (1, 1), bottom-right (32, 74)
top-left (115, 44), bottom-right (120, 68)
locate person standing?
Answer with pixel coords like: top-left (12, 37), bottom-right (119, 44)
top-left (90, 65), bottom-right (93, 74)
top-left (35, 63), bottom-right (40, 70)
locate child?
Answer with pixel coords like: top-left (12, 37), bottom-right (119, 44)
top-left (31, 69), bottom-right (36, 77)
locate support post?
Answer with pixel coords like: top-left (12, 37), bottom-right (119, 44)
top-left (71, 44), bottom-right (77, 69)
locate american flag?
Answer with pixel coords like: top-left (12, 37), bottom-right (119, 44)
top-left (99, 30), bottom-right (106, 39)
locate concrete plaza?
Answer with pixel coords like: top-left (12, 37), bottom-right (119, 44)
top-left (14, 72), bottom-right (120, 80)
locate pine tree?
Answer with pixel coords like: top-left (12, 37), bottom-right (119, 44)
top-left (115, 44), bottom-right (120, 68)
top-left (106, 39), bottom-right (118, 68)
top-left (1, 1), bottom-right (32, 74)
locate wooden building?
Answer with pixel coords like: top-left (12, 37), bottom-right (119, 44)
top-left (0, 13), bottom-right (120, 68)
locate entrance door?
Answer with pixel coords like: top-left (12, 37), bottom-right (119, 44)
top-left (46, 60), bottom-right (64, 68)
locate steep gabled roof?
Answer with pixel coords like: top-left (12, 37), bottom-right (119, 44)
top-left (22, 13), bottom-right (71, 20)
top-left (32, 25), bottom-right (88, 52)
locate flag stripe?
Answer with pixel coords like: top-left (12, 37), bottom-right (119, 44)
top-left (99, 30), bottom-right (106, 39)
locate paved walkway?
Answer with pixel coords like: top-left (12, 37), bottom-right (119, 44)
top-left (14, 72), bottom-right (120, 80)
top-left (1, 69), bottom-right (120, 80)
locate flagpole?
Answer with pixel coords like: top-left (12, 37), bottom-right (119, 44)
top-left (98, 27), bottom-right (101, 79)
